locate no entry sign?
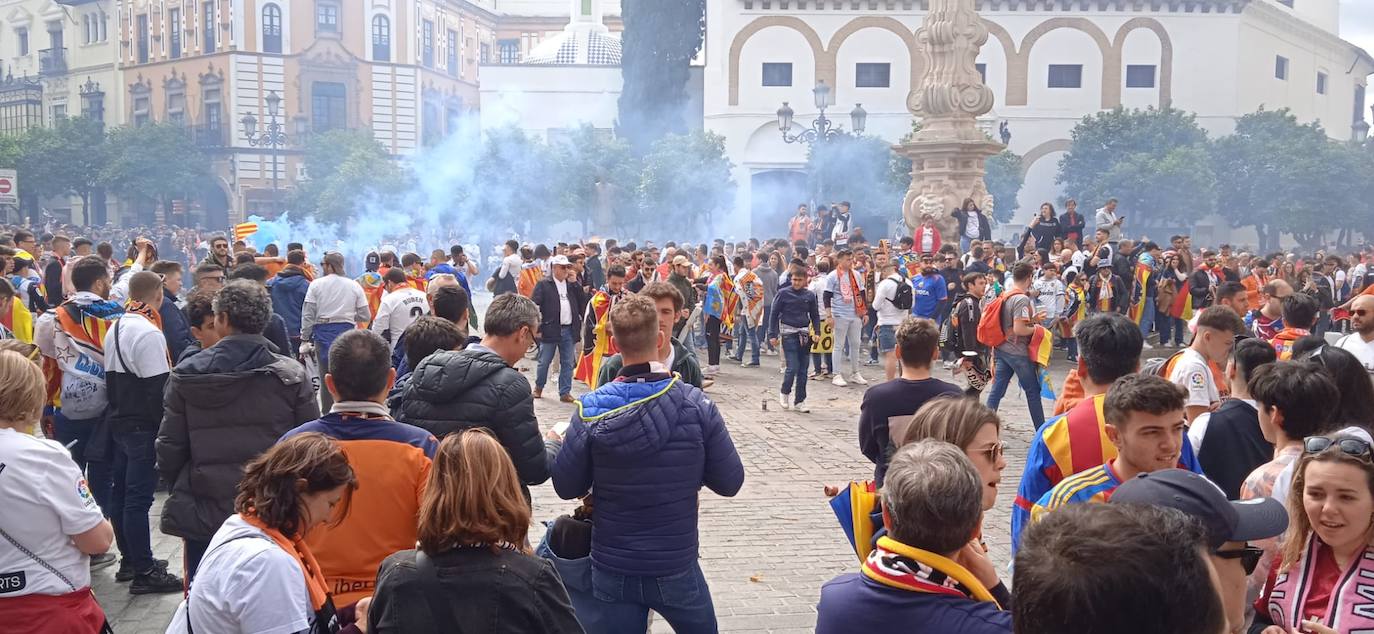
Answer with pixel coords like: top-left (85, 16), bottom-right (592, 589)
top-left (0, 169), bottom-right (17, 206)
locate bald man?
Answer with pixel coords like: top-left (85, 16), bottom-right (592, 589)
top-left (1247, 279), bottom-right (1292, 342)
top-left (1336, 295), bottom-right (1374, 379)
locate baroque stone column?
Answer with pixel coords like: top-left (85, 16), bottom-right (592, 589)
top-left (896, 0), bottom-right (1004, 241)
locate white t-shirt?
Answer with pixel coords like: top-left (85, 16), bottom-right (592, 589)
top-left (498, 253), bottom-right (522, 280)
top-left (555, 279), bottom-right (572, 326)
top-left (0, 428), bottom-right (106, 597)
top-left (166, 514), bottom-right (313, 634)
top-left (1336, 333), bottom-right (1374, 379)
top-left (104, 312), bottom-right (171, 378)
top-left (371, 287), bottom-right (429, 348)
top-left (1071, 250), bottom-right (1089, 271)
top-left (873, 275), bottom-right (909, 327)
top-left (1032, 278), bottom-right (1066, 321)
top-left (1168, 348), bottom-right (1220, 410)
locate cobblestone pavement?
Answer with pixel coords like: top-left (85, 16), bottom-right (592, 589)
top-left (92, 306), bottom-right (1070, 633)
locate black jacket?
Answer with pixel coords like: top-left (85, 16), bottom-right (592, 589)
top-left (156, 334), bottom-right (319, 542)
top-left (1059, 211), bottom-right (1086, 244)
top-left (1088, 272), bottom-right (1129, 314)
top-left (160, 290), bottom-right (196, 362)
top-left (1190, 269), bottom-right (1216, 308)
top-left (396, 347), bottom-right (554, 488)
top-left (368, 548), bottom-right (582, 634)
top-left (952, 208), bottom-right (992, 241)
top-left (530, 278), bottom-right (587, 345)
top-left (1196, 399), bottom-right (1271, 500)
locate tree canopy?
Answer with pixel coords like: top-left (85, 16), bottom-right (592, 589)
top-left (290, 128), bottom-right (411, 224)
top-left (638, 131), bottom-right (736, 237)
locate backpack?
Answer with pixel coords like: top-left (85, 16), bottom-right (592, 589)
top-left (890, 275), bottom-right (914, 311)
top-left (976, 289), bottom-right (1025, 348)
top-left (1139, 350), bottom-right (1186, 378)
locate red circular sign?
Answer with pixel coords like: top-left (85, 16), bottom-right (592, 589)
top-left (0, 179), bottom-right (13, 194)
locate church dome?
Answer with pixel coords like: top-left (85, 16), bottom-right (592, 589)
top-left (523, 29), bottom-right (621, 65)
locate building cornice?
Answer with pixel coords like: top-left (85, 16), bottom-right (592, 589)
top-left (740, 0), bottom-right (1249, 13)
top-left (1243, 0), bottom-right (1374, 75)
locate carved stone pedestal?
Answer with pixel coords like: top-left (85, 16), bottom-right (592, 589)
top-left (897, 138), bottom-right (1003, 241)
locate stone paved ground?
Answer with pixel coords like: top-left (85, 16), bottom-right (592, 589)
top-left (93, 300), bottom-right (1071, 633)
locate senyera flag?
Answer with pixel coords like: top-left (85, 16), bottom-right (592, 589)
top-left (1168, 280), bottom-right (1193, 321)
top-left (1128, 261), bottom-right (1152, 324)
top-left (233, 222), bottom-right (259, 242)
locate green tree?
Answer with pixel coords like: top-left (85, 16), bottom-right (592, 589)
top-left (1211, 108), bottom-right (1352, 252)
top-left (1057, 106), bottom-right (1215, 227)
top-left (102, 123), bottom-right (212, 224)
top-left (615, 0), bottom-right (705, 153)
top-left (549, 125), bottom-right (637, 235)
top-left (638, 130), bottom-right (736, 237)
top-left (807, 132), bottom-right (905, 237)
top-left (985, 149), bottom-right (1024, 223)
top-left (291, 129), bottom-right (410, 224)
top-left (36, 117), bottom-right (108, 223)
top-left (467, 125), bottom-right (556, 235)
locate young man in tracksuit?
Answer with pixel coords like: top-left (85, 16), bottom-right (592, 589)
top-left (944, 272), bottom-right (991, 396)
top-left (769, 262), bottom-right (823, 412)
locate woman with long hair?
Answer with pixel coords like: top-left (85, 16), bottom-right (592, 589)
top-left (170, 433), bottom-right (357, 633)
top-left (368, 430), bottom-right (581, 633)
top-left (0, 350), bottom-right (116, 632)
top-left (952, 198), bottom-right (990, 253)
top-left (1028, 203), bottom-right (1060, 254)
top-left (1258, 432), bottom-right (1374, 633)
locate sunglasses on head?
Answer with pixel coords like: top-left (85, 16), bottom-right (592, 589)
top-left (1304, 436), bottom-right (1373, 460)
top-left (1214, 545), bottom-right (1265, 575)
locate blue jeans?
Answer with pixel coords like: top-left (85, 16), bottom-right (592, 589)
top-left (812, 351), bottom-right (833, 374)
top-left (534, 531), bottom-right (598, 629)
top-left (53, 411), bottom-right (113, 516)
top-left (581, 562), bottom-right (718, 634)
top-left (960, 236), bottom-right (973, 253)
top-left (731, 318), bottom-right (760, 364)
top-left (110, 431), bottom-right (159, 573)
top-left (1157, 311), bottom-right (1185, 345)
top-left (537, 327), bottom-right (577, 396)
top-left (985, 349), bottom-right (1046, 429)
top-left (781, 333), bottom-right (809, 405)
top-left (757, 306), bottom-right (774, 352)
top-left (1138, 297), bottom-right (1156, 339)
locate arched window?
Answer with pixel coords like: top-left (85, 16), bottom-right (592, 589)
top-left (371, 15), bottom-right (390, 62)
top-left (262, 4), bottom-right (282, 54)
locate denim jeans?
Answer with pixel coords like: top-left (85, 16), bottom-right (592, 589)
top-left (580, 562), bottom-right (718, 634)
top-left (110, 430), bottom-right (159, 573)
top-left (833, 315), bottom-right (863, 376)
top-left (812, 351), bottom-right (833, 374)
top-left (781, 333), bottom-right (809, 405)
top-left (731, 318), bottom-right (760, 364)
top-left (1157, 311), bottom-right (1186, 345)
top-left (536, 327), bottom-right (577, 396)
top-left (757, 306), bottom-right (774, 352)
top-left (960, 236), bottom-right (973, 253)
top-left (53, 411), bottom-right (113, 516)
top-left (534, 531), bottom-right (598, 629)
top-left (985, 349), bottom-right (1046, 429)
top-left (1138, 297), bottom-right (1156, 339)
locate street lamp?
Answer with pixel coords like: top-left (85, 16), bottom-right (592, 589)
top-left (242, 90), bottom-right (289, 216)
top-left (777, 80), bottom-right (866, 145)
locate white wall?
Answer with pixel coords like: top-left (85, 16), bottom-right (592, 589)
top-left (478, 64), bottom-right (621, 137)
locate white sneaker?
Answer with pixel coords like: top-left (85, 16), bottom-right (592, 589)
top-left (1141, 341), bottom-right (1154, 350)
top-left (777, 392), bottom-right (791, 411)
top-left (851, 373), bottom-right (869, 386)
top-left (705, 365), bottom-right (719, 378)
top-left (794, 402), bottom-right (811, 413)
top-left (832, 374), bottom-right (848, 387)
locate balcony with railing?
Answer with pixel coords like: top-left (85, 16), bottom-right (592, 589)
top-left (191, 123), bottom-right (227, 148)
top-left (39, 48), bottom-right (66, 76)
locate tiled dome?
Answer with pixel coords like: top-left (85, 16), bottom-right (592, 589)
top-left (523, 29), bottom-right (621, 65)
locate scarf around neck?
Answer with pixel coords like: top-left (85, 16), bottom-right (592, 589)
top-left (242, 513), bottom-right (330, 612)
top-left (124, 300), bottom-right (163, 332)
top-left (860, 536), bottom-right (1000, 608)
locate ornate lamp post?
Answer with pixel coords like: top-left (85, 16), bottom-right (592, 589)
top-left (777, 81), bottom-right (867, 146)
top-left (241, 90), bottom-right (289, 215)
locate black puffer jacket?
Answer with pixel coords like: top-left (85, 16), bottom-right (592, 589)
top-left (397, 348), bottom-right (552, 487)
top-left (156, 334), bottom-right (319, 542)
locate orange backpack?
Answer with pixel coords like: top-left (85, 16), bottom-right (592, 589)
top-left (976, 289), bottom-right (1025, 348)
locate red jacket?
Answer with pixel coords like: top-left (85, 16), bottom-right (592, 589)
top-left (912, 226), bottom-right (942, 255)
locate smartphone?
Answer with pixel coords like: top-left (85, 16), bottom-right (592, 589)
top-left (553, 421), bottom-right (571, 437)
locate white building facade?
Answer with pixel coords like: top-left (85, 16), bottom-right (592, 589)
top-left (704, 0), bottom-right (1374, 238)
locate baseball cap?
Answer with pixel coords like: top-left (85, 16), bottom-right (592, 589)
top-left (550, 255), bottom-right (571, 266)
top-left (1110, 469), bottom-right (1288, 550)
top-left (672, 255), bottom-right (691, 267)
top-left (364, 252), bottom-right (381, 272)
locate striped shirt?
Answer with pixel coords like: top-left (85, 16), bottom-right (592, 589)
top-left (1030, 461), bottom-right (1125, 523)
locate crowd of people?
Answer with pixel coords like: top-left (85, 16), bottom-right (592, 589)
top-left (1, 191), bottom-right (1374, 634)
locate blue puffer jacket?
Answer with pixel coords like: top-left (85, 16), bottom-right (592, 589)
top-left (267, 267), bottom-right (310, 337)
top-left (551, 375), bottom-right (744, 576)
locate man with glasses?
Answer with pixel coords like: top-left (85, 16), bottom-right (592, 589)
top-left (1110, 469), bottom-right (1287, 634)
top-left (1335, 294), bottom-right (1374, 379)
top-left (201, 236), bottom-right (232, 270)
top-left (12, 229), bottom-right (37, 258)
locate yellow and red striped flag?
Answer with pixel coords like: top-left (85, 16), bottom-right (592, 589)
top-left (233, 222), bottom-right (259, 241)
top-left (1128, 261), bottom-right (1152, 324)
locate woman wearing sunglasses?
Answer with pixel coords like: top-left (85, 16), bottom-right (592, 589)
top-left (1257, 433), bottom-right (1374, 634)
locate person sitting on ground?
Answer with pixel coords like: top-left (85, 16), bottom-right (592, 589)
top-left (398, 294), bottom-right (556, 500)
top-left (1111, 468), bottom-right (1288, 634)
top-left (1188, 337), bottom-right (1277, 499)
top-left (816, 440), bottom-right (1011, 634)
top-left (280, 329), bottom-right (437, 610)
top-left (166, 433), bottom-right (359, 633)
top-left (596, 281), bottom-right (704, 388)
top-left (550, 294), bottom-right (744, 633)
top-left (0, 350), bottom-right (116, 632)
top-left (367, 429), bottom-right (582, 633)
top-left (158, 280), bottom-right (320, 581)
top-left (1030, 374), bottom-right (1188, 523)
top-left (1256, 431), bottom-right (1374, 634)
top-left (857, 317), bottom-right (961, 486)
top-left (1014, 503), bottom-right (1228, 634)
